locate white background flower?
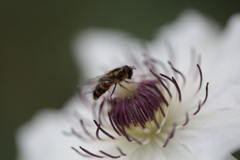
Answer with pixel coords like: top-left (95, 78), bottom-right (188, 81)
top-left (16, 10), bottom-right (240, 160)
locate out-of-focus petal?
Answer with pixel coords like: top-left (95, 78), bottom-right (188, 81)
top-left (72, 30), bottom-right (141, 78)
top-left (16, 97), bottom-right (90, 160)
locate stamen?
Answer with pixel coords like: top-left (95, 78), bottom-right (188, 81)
top-left (117, 147), bottom-right (126, 156)
top-left (113, 108), bottom-right (132, 142)
top-left (126, 99), bottom-right (138, 126)
top-left (193, 54), bottom-right (202, 79)
top-left (161, 73), bottom-right (182, 102)
top-left (140, 84), bottom-right (167, 112)
top-left (197, 54), bottom-right (202, 66)
top-left (98, 99), bottom-right (105, 125)
top-left (137, 94), bottom-right (161, 128)
top-left (149, 83), bottom-right (169, 107)
top-left (75, 88), bottom-right (90, 107)
top-left (160, 73), bottom-right (173, 82)
top-left (201, 82), bottom-right (209, 106)
top-left (149, 58), bottom-right (169, 73)
top-left (130, 136), bottom-right (143, 145)
top-left (163, 124), bottom-right (176, 147)
top-left (133, 96), bottom-right (151, 122)
top-left (99, 150), bottom-right (120, 159)
top-left (71, 147), bottom-right (91, 158)
top-left (165, 41), bottom-right (176, 64)
top-left (144, 60), bottom-right (156, 71)
top-left (171, 77), bottom-right (182, 102)
top-left (108, 112), bottom-right (121, 136)
top-left (182, 112), bottom-right (189, 126)
top-left (122, 100), bottom-right (133, 127)
top-left (149, 69), bottom-right (172, 98)
top-left (93, 120), bottom-right (115, 140)
top-left (80, 119), bottom-right (95, 140)
top-left (94, 120), bottom-right (102, 140)
top-left (79, 146), bottom-right (103, 158)
top-left (129, 99), bottom-right (146, 128)
top-left (120, 124), bottom-right (132, 142)
top-left (168, 61), bottom-right (186, 85)
top-left (92, 101), bottom-right (97, 120)
top-left (188, 48), bottom-right (196, 75)
top-left (71, 127), bottom-right (83, 139)
top-left (63, 129), bottom-right (89, 142)
top-left (193, 100), bottom-right (202, 115)
top-left (196, 64), bottom-right (203, 91)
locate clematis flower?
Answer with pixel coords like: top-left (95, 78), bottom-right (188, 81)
top-left (16, 10), bottom-right (240, 160)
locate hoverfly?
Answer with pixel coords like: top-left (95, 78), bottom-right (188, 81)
top-left (78, 65), bottom-right (136, 100)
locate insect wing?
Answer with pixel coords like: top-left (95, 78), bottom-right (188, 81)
top-left (77, 75), bottom-right (104, 94)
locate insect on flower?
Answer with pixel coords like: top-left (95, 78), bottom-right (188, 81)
top-left (77, 65), bottom-right (136, 100)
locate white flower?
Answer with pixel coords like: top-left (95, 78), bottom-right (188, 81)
top-left (16, 10), bottom-right (240, 160)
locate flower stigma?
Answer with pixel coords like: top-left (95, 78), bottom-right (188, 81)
top-left (69, 47), bottom-right (209, 159)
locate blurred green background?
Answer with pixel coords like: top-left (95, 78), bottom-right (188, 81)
top-left (1, 1), bottom-right (240, 160)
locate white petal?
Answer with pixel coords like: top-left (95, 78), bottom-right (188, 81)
top-left (194, 14), bottom-right (240, 91)
top-left (150, 10), bottom-right (220, 73)
top-left (177, 123), bottom-right (240, 160)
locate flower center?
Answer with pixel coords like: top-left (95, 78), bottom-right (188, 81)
top-left (71, 54), bottom-right (209, 159)
top-left (107, 78), bottom-right (170, 143)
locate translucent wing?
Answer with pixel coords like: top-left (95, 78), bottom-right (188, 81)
top-left (77, 75), bottom-right (104, 94)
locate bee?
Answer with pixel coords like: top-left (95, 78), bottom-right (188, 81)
top-left (78, 65), bottom-right (136, 100)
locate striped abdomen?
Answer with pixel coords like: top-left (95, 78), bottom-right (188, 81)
top-left (93, 78), bottom-right (114, 100)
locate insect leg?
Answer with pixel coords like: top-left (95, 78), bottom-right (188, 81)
top-left (118, 83), bottom-right (134, 94)
top-left (124, 80), bottom-right (134, 83)
top-left (110, 83), bottom-right (117, 100)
